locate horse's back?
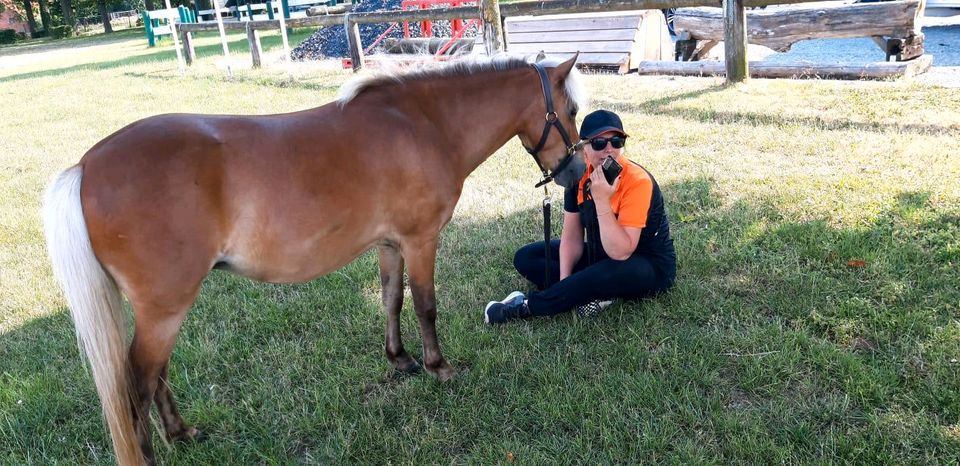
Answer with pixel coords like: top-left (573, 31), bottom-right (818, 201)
top-left (77, 111), bottom-right (389, 286)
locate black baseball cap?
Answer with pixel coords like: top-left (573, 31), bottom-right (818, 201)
top-left (579, 110), bottom-right (629, 140)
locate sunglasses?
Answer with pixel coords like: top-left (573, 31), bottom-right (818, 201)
top-left (586, 136), bottom-right (627, 151)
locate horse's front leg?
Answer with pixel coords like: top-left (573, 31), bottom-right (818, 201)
top-left (401, 236), bottom-right (456, 381)
top-left (378, 242), bottom-right (421, 374)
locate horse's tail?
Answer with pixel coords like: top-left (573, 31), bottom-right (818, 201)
top-left (42, 165), bottom-right (143, 466)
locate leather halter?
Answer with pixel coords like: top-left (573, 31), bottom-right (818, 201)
top-left (523, 63), bottom-right (579, 188)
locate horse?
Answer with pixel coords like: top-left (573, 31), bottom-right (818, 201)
top-left (42, 54), bottom-right (586, 465)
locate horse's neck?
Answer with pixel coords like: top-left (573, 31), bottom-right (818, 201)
top-left (415, 69), bottom-right (536, 178)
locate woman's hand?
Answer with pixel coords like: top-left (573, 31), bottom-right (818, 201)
top-left (589, 164), bottom-right (619, 207)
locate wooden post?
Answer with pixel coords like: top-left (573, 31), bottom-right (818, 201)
top-left (723, 0), bottom-right (748, 83)
top-left (164, 0), bottom-right (186, 75)
top-left (480, 0), bottom-right (504, 54)
top-left (345, 14), bottom-right (364, 71)
top-left (247, 24), bottom-right (263, 68)
top-left (182, 30), bottom-right (196, 65)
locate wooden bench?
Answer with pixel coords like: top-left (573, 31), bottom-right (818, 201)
top-left (475, 10), bottom-right (672, 74)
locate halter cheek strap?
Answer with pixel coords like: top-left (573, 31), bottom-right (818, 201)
top-left (523, 63), bottom-right (579, 189)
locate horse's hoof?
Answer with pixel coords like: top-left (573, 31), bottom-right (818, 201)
top-left (425, 360), bottom-right (457, 381)
top-left (169, 426), bottom-right (207, 443)
top-left (394, 357), bottom-right (422, 375)
top-left (191, 428), bottom-right (208, 443)
top-left (388, 351), bottom-right (422, 375)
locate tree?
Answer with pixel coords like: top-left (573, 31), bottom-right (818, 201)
top-left (96, 0), bottom-right (110, 32)
top-left (19, 0), bottom-right (36, 35)
top-left (59, 0), bottom-right (74, 27)
top-left (37, 0), bottom-right (51, 31)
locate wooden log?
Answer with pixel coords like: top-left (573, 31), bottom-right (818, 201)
top-left (247, 23), bottom-right (263, 68)
top-left (673, 0), bottom-right (921, 52)
top-left (636, 54), bottom-right (933, 79)
top-left (723, 0), bottom-right (747, 82)
top-left (480, 0), bottom-right (504, 54)
top-left (305, 4), bottom-right (350, 16)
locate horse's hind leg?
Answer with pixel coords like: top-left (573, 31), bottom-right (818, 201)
top-left (401, 237), bottom-right (456, 381)
top-left (154, 363), bottom-right (205, 442)
top-left (379, 243), bottom-right (420, 373)
top-left (127, 292), bottom-right (199, 464)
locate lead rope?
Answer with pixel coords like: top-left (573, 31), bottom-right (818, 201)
top-left (542, 184), bottom-right (552, 288)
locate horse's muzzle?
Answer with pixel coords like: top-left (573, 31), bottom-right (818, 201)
top-left (552, 156), bottom-right (586, 189)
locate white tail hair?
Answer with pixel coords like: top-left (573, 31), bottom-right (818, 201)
top-left (42, 165), bottom-right (143, 466)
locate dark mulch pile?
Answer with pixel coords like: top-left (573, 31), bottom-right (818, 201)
top-left (291, 0), bottom-right (477, 60)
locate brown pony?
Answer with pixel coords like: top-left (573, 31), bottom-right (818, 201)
top-left (42, 54), bottom-right (586, 465)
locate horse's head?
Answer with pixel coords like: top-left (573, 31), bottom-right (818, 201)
top-left (517, 54), bottom-right (588, 189)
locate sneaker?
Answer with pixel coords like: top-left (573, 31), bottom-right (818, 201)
top-left (576, 300), bottom-right (614, 319)
top-left (484, 291), bottom-right (529, 324)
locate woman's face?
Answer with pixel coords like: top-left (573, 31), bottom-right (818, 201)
top-left (582, 130), bottom-right (626, 168)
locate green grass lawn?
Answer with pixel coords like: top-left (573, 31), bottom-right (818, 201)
top-left (1, 30), bottom-right (959, 464)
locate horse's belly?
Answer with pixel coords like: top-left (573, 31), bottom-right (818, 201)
top-left (224, 233), bottom-right (377, 284)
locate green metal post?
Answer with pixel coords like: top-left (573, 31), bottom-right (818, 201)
top-left (281, 0), bottom-right (290, 19)
top-left (266, 0), bottom-right (274, 19)
top-left (143, 10), bottom-right (155, 46)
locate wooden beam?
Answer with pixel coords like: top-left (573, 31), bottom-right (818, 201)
top-left (723, 0), bottom-right (747, 83)
top-left (481, 0), bottom-right (504, 54)
top-left (636, 54), bottom-right (933, 79)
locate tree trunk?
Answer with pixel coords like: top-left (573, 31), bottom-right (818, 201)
top-left (21, 0), bottom-right (37, 35)
top-left (98, 0), bottom-right (112, 33)
top-left (59, 0), bottom-right (75, 27)
top-left (37, 0), bottom-right (51, 31)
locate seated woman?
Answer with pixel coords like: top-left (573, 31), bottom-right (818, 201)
top-left (485, 109), bottom-right (676, 323)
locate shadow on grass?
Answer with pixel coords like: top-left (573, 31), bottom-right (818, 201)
top-left (595, 93), bottom-right (960, 137)
top-left (0, 29), bottom-right (145, 58)
top-left (0, 29), bottom-right (320, 83)
top-left (2, 177), bottom-right (959, 463)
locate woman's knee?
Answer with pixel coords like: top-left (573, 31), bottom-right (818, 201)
top-left (513, 242), bottom-right (542, 276)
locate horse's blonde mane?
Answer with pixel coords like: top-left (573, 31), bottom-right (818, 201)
top-left (336, 54), bottom-right (588, 114)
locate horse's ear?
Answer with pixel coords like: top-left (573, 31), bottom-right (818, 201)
top-left (535, 51), bottom-right (547, 62)
top-left (550, 53), bottom-right (579, 81)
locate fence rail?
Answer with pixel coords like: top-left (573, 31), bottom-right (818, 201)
top-left (179, 0), bottom-right (928, 81)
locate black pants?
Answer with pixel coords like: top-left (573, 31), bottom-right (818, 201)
top-left (513, 240), bottom-right (675, 317)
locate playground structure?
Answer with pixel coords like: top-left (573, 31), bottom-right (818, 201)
top-left (173, 0), bottom-right (935, 82)
top-left (143, 0), bottom-right (339, 46)
top-left (142, 6), bottom-right (197, 47)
